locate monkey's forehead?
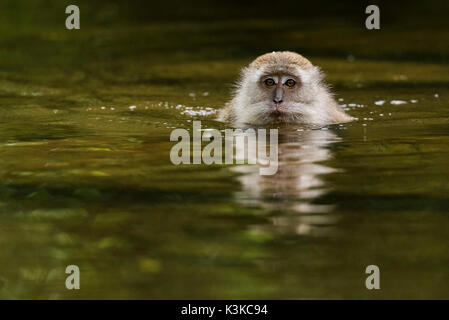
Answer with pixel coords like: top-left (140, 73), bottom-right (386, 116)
top-left (258, 65), bottom-right (302, 78)
top-left (250, 51), bottom-right (313, 70)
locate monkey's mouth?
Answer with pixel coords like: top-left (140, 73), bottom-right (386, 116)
top-left (268, 109), bottom-right (288, 122)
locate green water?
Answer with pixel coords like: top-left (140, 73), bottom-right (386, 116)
top-left (0, 1), bottom-right (449, 299)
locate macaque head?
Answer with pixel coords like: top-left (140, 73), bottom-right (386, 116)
top-left (234, 51), bottom-right (327, 124)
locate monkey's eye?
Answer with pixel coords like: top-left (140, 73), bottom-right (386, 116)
top-left (285, 79), bottom-right (296, 87)
top-left (264, 78), bottom-right (275, 86)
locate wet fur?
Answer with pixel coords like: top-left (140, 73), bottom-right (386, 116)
top-left (217, 51), bottom-right (353, 126)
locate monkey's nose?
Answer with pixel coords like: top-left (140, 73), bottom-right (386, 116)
top-left (273, 87), bottom-right (284, 104)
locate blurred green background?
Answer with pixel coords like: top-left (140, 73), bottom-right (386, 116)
top-left (0, 0), bottom-right (448, 299)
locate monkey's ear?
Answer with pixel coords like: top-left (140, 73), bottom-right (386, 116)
top-left (239, 66), bottom-right (250, 78)
top-left (240, 66), bottom-right (264, 85)
top-left (233, 66), bottom-right (250, 88)
top-left (311, 66), bottom-right (325, 82)
top-left (298, 66), bottom-right (323, 85)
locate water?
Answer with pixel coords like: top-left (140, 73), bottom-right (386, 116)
top-left (1, 1), bottom-right (449, 299)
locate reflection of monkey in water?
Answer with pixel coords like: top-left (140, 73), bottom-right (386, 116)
top-left (231, 128), bottom-right (341, 236)
top-left (218, 51), bottom-right (353, 126)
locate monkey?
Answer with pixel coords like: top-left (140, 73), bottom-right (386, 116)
top-left (217, 51), bottom-right (353, 126)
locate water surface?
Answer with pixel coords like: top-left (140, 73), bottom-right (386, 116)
top-left (0, 1), bottom-right (449, 299)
